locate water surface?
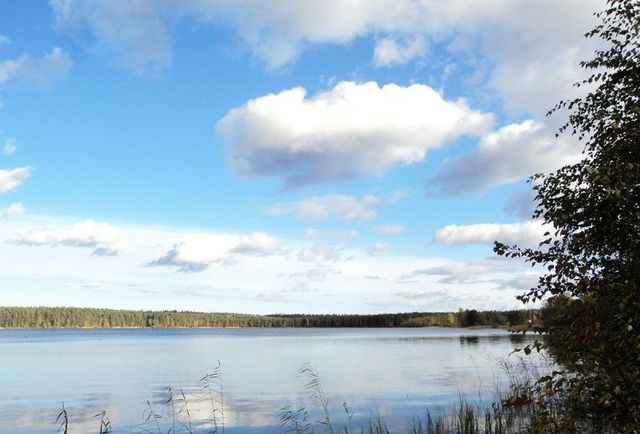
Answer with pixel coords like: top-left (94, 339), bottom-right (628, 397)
top-left (0, 327), bottom-right (534, 433)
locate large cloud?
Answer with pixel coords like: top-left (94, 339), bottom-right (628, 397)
top-left (218, 81), bottom-right (491, 186)
top-left (49, 0), bottom-right (601, 114)
top-left (8, 220), bottom-right (126, 256)
top-left (0, 167), bottom-right (33, 193)
top-left (431, 120), bottom-right (582, 195)
top-left (266, 193), bottom-right (380, 222)
top-left (150, 231), bottom-right (279, 272)
top-left (0, 47), bottom-right (71, 88)
top-left (433, 220), bottom-right (548, 247)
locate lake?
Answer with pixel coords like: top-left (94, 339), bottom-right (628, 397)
top-left (0, 328), bottom-right (537, 433)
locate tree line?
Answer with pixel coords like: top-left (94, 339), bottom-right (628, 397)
top-left (0, 306), bottom-right (538, 329)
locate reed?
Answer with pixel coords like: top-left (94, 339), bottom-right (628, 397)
top-left (53, 360), bottom-right (544, 434)
top-left (94, 409), bottom-right (112, 434)
top-left (55, 402), bottom-right (68, 434)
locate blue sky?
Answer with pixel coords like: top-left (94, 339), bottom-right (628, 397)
top-left (0, 0), bottom-right (602, 313)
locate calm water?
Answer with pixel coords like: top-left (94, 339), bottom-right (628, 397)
top-left (0, 328), bottom-right (535, 433)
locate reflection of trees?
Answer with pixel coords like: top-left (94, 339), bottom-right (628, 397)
top-left (457, 334), bottom-right (532, 348)
top-left (458, 335), bottom-right (480, 347)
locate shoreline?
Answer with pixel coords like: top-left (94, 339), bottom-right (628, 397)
top-left (0, 306), bottom-right (539, 329)
top-left (0, 324), bottom-right (519, 330)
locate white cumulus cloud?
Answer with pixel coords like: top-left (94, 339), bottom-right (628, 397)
top-left (218, 81), bottom-right (491, 186)
top-left (8, 220), bottom-right (126, 256)
top-left (0, 47), bottom-right (71, 88)
top-left (433, 220), bottom-right (548, 247)
top-left (431, 120), bottom-right (582, 195)
top-left (266, 194), bottom-right (380, 222)
top-left (0, 167), bottom-right (32, 193)
top-left (150, 231), bottom-right (279, 272)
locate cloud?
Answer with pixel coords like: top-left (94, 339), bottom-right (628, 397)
top-left (393, 288), bottom-right (452, 301)
top-left (386, 189), bottom-right (408, 204)
top-left (493, 274), bottom-right (539, 292)
top-left (49, 0), bottom-right (600, 114)
top-left (287, 265), bottom-right (338, 283)
top-left (1, 202), bottom-right (25, 218)
top-left (0, 35), bottom-right (10, 46)
top-left (149, 231), bottom-right (279, 272)
top-left (0, 215), bottom-right (534, 312)
top-left (370, 224), bottom-right (405, 235)
top-left (504, 185), bottom-right (537, 219)
top-left (431, 120), bottom-right (582, 195)
top-left (51, 0), bottom-right (171, 76)
top-left (401, 261), bottom-right (501, 284)
top-left (7, 220), bottom-right (126, 256)
top-left (0, 167), bottom-right (32, 193)
top-left (295, 242), bottom-right (353, 263)
top-left (368, 241), bottom-right (390, 254)
top-left (218, 81), bottom-right (491, 186)
top-left (374, 36), bottom-right (427, 67)
top-left (481, 1), bottom-right (602, 114)
top-left (304, 228), bottom-right (359, 239)
top-left (51, 0), bottom-right (389, 72)
top-left (433, 220), bottom-right (548, 246)
top-left (400, 257), bottom-right (537, 292)
top-left (364, 275), bottom-right (384, 280)
top-left (0, 47), bottom-right (71, 88)
top-left (267, 193), bottom-right (381, 222)
top-left (2, 138), bottom-right (16, 154)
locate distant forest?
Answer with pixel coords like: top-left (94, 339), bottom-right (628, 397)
top-left (0, 306), bottom-right (538, 328)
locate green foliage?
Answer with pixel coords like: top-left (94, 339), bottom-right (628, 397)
top-left (494, 1), bottom-right (640, 431)
top-left (0, 306), bottom-right (537, 329)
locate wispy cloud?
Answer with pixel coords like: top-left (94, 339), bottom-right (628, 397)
top-left (2, 138), bottom-right (16, 154)
top-left (8, 220), bottom-right (126, 256)
top-left (400, 257), bottom-right (538, 292)
top-left (149, 231), bottom-right (279, 272)
top-left (0, 47), bottom-right (71, 88)
top-left (374, 35), bottom-right (427, 67)
top-left (370, 224), bottom-right (405, 235)
top-left (0, 167), bottom-right (32, 193)
top-left (368, 241), bottom-right (390, 255)
top-left (267, 194), bottom-right (380, 222)
top-left (294, 242), bottom-right (354, 263)
top-left (305, 228), bottom-right (360, 239)
top-left (1, 201), bottom-right (25, 218)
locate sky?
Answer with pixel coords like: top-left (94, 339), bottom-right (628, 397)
top-left (0, 0), bottom-right (604, 314)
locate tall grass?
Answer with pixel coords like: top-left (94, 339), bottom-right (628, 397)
top-left (53, 360), bottom-right (545, 434)
top-left (279, 362), bottom-right (539, 434)
top-left (56, 403), bottom-right (68, 434)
